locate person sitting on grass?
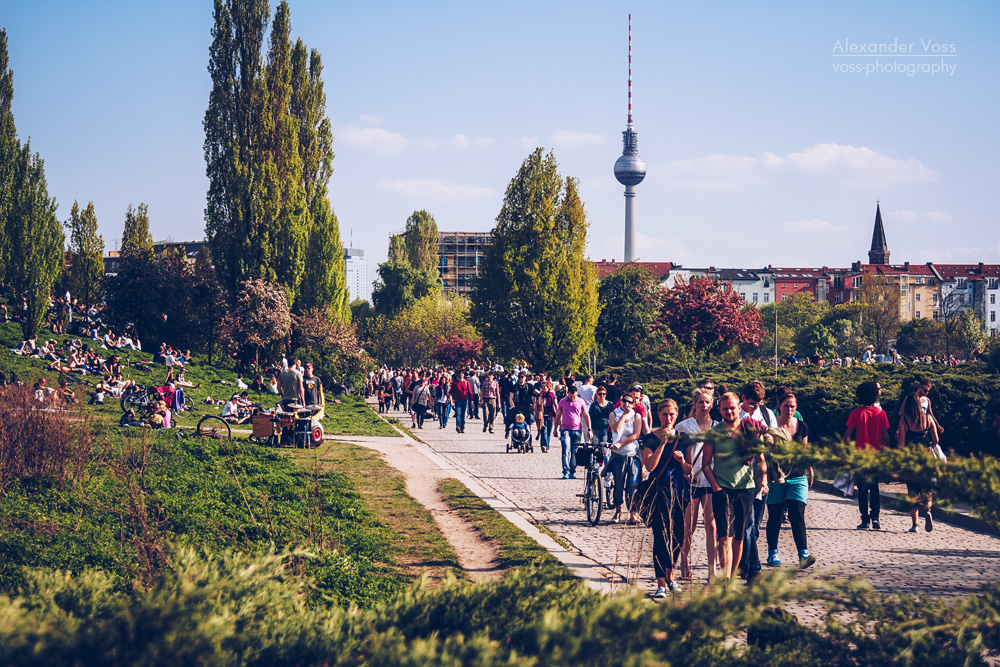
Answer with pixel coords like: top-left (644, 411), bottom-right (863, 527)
top-left (251, 374), bottom-right (267, 393)
top-left (222, 395), bottom-right (252, 424)
top-left (57, 376), bottom-right (77, 404)
top-left (174, 368), bottom-right (198, 388)
top-left (120, 408), bottom-right (144, 428)
top-left (33, 377), bottom-right (56, 403)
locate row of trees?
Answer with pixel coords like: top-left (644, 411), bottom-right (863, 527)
top-left (203, 0), bottom-right (349, 321)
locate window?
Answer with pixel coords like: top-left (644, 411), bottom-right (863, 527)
top-left (957, 278), bottom-right (967, 289)
top-left (763, 293), bottom-right (769, 303)
top-left (793, 283), bottom-right (799, 288)
top-left (914, 277), bottom-right (923, 285)
top-left (907, 302), bottom-right (911, 311)
top-left (933, 311), bottom-right (939, 320)
top-left (781, 294), bottom-right (787, 301)
top-left (992, 294), bottom-right (996, 305)
top-left (916, 311), bottom-right (921, 318)
top-left (835, 294), bottom-right (842, 304)
top-left (933, 294), bottom-right (939, 304)
top-left (916, 293), bottom-right (921, 302)
top-left (992, 312), bottom-right (997, 323)
top-left (853, 276), bottom-right (863, 289)
top-left (752, 293), bottom-right (758, 303)
top-left (740, 293), bottom-right (746, 300)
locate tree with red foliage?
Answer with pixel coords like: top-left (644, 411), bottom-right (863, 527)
top-left (658, 276), bottom-right (765, 352)
top-left (431, 335), bottom-right (485, 367)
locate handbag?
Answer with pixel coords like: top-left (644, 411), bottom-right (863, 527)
top-left (633, 435), bottom-right (679, 524)
top-left (832, 470), bottom-right (855, 497)
top-left (929, 444), bottom-right (947, 463)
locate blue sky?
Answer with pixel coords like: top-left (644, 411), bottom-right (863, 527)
top-left (4, 0), bottom-right (998, 280)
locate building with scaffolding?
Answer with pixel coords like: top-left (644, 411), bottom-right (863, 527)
top-left (437, 231), bottom-right (491, 294)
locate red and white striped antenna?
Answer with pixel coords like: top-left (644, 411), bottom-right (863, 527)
top-left (627, 14), bottom-right (633, 128)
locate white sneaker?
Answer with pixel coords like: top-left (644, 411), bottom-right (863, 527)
top-left (667, 580), bottom-right (682, 593)
top-left (650, 587), bottom-right (667, 599)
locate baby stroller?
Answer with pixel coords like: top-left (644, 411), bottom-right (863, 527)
top-left (506, 407), bottom-right (533, 453)
top-left (508, 421), bottom-right (533, 453)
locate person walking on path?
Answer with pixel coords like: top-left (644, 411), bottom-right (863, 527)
top-left (435, 373), bottom-right (453, 428)
top-left (411, 376), bottom-right (433, 429)
top-left (451, 371), bottom-right (473, 433)
top-left (738, 380), bottom-right (775, 582)
top-left (481, 371), bottom-right (501, 434)
top-left (843, 381), bottom-right (890, 530)
top-left (553, 383), bottom-right (593, 479)
top-left (676, 387), bottom-right (719, 580)
top-left (701, 392), bottom-right (771, 580)
top-left (898, 392), bottom-right (940, 533)
top-left (640, 399), bottom-right (692, 597)
top-left (607, 390), bottom-right (644, 522)
top-left (469, 371), bottom-right (481, 420)
top-left (534, 380), bottom-right (557, 455)
top-left (765, 391), bottom-right (815, 568)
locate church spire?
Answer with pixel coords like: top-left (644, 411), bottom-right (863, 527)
top-left (868, 200), bottom-right (890, 265)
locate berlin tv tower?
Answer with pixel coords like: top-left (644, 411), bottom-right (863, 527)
top-left (613, 14), bottom-right (646, 263)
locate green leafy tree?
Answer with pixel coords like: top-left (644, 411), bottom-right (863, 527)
top-left (203, 0), bottom-right (309, 308)
top-left (953, 309), bottom-right (987, 359)
top-left (371, 260), bottom-right (438, 317)
top-left (387, 234), bottom-right (408, 264)
top-left (6, 142), bottom-right (64, 339)
top-left (220, 278), bottom-right (291, 367)
top-left (0, 28), bottom-right (15, 282)
top-left (596, 264), bottom-right (661, 365)
top-left (830, 317), bottom-right (870, 358)
top-left (856, 274), bottom-right (900, 353)
top-left (289, 39), bottom-right (348, 321)
top-left (471, 149), bottom-right (599, 371)
top-left (65, 200), bottom-right (104, 307)
top-left (120, 202), bottom-right (154, 261)
top-left (799, 322), bottom-right (837, 360)
top-left (403, 209), bottom-right (439, 274)
top-left (896, 318), bottom-right (947, 358)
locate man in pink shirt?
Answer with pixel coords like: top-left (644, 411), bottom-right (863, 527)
top-left (553, 383), bottom-right (593, 479)
top-left (843, 380), bottom-right (890, 530)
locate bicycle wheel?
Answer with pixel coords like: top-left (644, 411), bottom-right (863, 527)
top-left (585, 471), bottom-right (603, 526)
top-left (121, 392), bottom-right (146, 413)
top-left (197, 415), bottom-right (232, 440)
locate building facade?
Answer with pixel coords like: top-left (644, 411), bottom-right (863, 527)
top-left (344, 248), bottom-right (370, 304)
top-left (438, 231), bottom-right (491, 294)
top-left (929, 263), bottom-right (1000, 335)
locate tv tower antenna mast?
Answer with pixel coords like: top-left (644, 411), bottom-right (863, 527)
top-left (613, 14), bottom-right (646, 263)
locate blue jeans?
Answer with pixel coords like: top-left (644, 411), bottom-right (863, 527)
top-left (560, 429), bottom-right (583, 475)
top-left (740, 492), bottom-right (767, 580)
top-left (437, 402), bottom-right (451, 427)
top-left (607, 453), bottom-right (640, 508)
top-left (454, 400), bottom-right (468, 430)
top-left (539, 417), bottom-right (553, 451)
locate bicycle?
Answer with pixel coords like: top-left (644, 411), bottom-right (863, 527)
top-left (176, 414), bottom-right (232, 440)
top-left (576, 443), bottom-right (611, 526)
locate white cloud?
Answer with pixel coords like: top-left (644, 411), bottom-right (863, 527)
top-left (591, 230), bottom-right (694, 265)
top-left (515, 136), bottom-right (539, 150)
top-left (887, 209), bottom-right (953, 225)
top-left (414, 138), bottom-right (437, 150)
top-left (358, 114), bottom-right (382, 125)
top-left (473, 137), bottom-right (495, 148)
top-left (378, 178), bottom-right (496, 203)
top-left (551, 129), bottom-right (606, 149)
top-left (339, 126), bottom-right (408, 155)
top-left (657, 143), bottom-right (937, 191)
top-left (450, 134), bottom-right (470, 150)
top-left (784, 143), bottom-right (937, 185)
top-left (785, 218), bottom-right (849, 233)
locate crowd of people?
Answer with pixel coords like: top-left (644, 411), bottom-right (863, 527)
top-left (369, 364), bottom-right (951, 598)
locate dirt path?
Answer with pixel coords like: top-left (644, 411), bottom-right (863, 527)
top-left (336, 435), bottom-right (504, 582)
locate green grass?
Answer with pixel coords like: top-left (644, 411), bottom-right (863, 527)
top-left (0, 423), bottom-right (407, 606)
top-left (285, 441), bottom-right (461, 583)
top-left (438, 478), bottom-right (570, 574)
top-left (0, 321), bottom-right (398, 437)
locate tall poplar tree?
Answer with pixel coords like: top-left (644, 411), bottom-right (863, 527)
top-left (66, 200), bottom-right (104, 307)
top-left (203, 0), bottom-right (310, 308)
top-left (7, 142), bottom-right (64, 339)
top-left (0, 28), bottom-right (16, 283)
top-left (291, 40), bottom-right (348, 321)
top-left (120, 202), bottom-right (154, 260)
top-left (404, 209), bottom-right (439, 274)
top-left (471, 149), bottom-right (599, 371)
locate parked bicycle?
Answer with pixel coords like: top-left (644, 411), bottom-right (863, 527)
top-left (176, 414), bottom-right (232, 440)
top-left (576, 443), bottom-right (614, 526)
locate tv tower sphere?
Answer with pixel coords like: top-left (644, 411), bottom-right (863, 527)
top-left (614, 140), bottom-right (647, 187)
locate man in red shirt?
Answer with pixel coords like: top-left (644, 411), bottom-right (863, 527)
top-left (451, 371), bottom-right (473, 433)
top-left (843, 380), bottom-right (890, 530)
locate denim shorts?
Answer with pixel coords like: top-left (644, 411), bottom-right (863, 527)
top-left (765, 476), bottom-right (809, 505)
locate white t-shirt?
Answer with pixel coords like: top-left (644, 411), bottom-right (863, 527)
top-left (222, 400), bottom-right (238, 417)
top-left (577, 383), bottom-right (597, 408)
top-left (610, 407), bottom-right (641, 456)
top-left (676, 417), bottom-right (719, 488)
top-left (740, 405), bottom-right (777, 428)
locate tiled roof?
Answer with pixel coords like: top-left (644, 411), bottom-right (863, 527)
top-left (932, 264), bottom-right (1000, 279)
top-left (592, 260), bottom-right (674, 279)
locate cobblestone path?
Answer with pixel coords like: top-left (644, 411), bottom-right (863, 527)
top-left (384, 404), bottom-right (1000, 597)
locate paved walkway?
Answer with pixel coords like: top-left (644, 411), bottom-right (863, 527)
top-left (381, 403), bottom-right (1000, 597)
